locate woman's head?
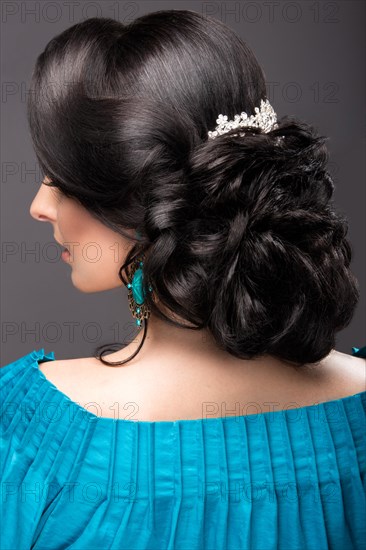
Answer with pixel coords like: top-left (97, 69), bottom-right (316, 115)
top-left (27, 10), bottom-right (360, 366)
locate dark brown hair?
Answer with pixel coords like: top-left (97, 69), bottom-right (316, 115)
top-left (27, 10), bottom-right (360, 367)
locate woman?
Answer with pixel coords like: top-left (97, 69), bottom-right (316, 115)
top-left (1, 10), bottom-right (365, 550)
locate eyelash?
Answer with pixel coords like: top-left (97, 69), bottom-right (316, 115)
top-left (43, 179), bottom-right (56, 187)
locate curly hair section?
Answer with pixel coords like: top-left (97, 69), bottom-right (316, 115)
top-left (173, 119), bottom-right (360, 365)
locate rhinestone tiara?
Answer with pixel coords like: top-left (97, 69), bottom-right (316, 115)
top-left (208, 98), bottom-right (278, 140)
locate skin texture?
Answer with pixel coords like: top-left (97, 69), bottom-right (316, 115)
top-left (30, 177), bottom-right (135, 293)
top-left (29, 177), bottom-right (366, 421)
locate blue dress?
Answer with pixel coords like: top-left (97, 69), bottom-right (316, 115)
top-left (1, 345), bottom-right (365, 550)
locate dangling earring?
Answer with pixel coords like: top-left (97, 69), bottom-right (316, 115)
top-left (126, 249), bottom-right (153, 328)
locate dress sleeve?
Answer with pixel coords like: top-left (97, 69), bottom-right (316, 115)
top-left (0, 349), bottom-right (58, 549)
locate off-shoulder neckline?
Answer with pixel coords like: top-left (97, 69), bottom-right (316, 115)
top-left (29, 348), bottom-right (366, 426)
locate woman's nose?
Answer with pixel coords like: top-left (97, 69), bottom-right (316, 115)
top-left (29, 182), bottom-right (57, 222)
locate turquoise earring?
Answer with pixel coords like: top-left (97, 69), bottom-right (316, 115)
top-left (126, 231), bottom-right (153, 327)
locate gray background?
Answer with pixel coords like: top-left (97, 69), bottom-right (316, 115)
top-left (1, 0), bottom-right (365, 364)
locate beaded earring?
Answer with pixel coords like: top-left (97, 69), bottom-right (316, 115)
top-left (126, 231), bottom-right (153, 327)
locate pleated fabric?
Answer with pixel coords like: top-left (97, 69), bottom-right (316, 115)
top-left (1, 346), bottom-right (365, 550)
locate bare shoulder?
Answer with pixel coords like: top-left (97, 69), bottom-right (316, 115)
top-left (38, 357), bottom-right (91, 382)
top-left (37, 348), bottom-right (366, 418)
top-left (37, 357), bottom-right (106, 403)
top-left (37, 355), bottom-right (142, 419)
top-left (305, 349), bottom-right (366, 398)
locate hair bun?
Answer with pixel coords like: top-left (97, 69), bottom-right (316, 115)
top-left (172, 115), bottom-right (359, 365)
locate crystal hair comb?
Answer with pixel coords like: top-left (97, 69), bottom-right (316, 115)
top-left (208, 98), bottom-right (279, 139)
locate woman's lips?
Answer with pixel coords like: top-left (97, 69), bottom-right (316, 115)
top-left (61, 248), bottom-right (71, 261)
top-left (55, 238), bottom-right (71, 260)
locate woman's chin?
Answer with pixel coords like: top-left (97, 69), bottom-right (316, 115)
top-left (70, 272), bottom-right (124, 293)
